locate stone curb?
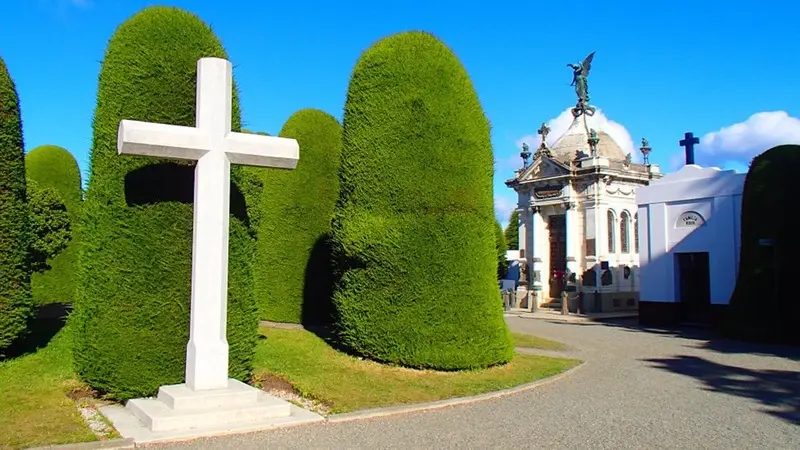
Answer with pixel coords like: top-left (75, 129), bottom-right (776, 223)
top-left (27, 363), bottom-right (583, 448)
top-left (326, 360), bottom-right (586, 423)
top-left (28, 438), bottom-right (135, 450)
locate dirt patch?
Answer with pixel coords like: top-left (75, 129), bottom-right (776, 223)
top-left (62, 380), bottom-right (118, 440)
top-left (251, 372), bottom-right (332, 416)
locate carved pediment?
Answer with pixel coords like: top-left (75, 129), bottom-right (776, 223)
top-left (520, 156), bottom-right (569, 181)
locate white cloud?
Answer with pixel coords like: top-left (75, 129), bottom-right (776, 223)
top-left (515, 107), bottom-right (639, 162)
top-left (494, 194), bottom-right (516, 227)
top-left (698, 111), bottom-right (800, 163)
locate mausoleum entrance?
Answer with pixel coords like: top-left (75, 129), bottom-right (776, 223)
top-left (675, 252), bottom-right (711, 324)
top-left (548, 214), bottom-right (567, 297)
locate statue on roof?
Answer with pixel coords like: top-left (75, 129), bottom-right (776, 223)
top-left (567, 52), bottom-right (595, 105)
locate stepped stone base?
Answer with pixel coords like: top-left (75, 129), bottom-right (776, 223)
top-left (99, 379), bottom-right (324, 444)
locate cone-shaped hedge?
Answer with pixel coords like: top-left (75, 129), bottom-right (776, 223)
top-left (495, 220), bottom-right (508, 279)
top-left (504, 210), bottom-right (519, 250)
top-left (255, 109), bottom-right (342, 324)
top-left (725, 145), bottom-right (800, 345)
top-left (25, 145), bottom-right (82, 306)
top-left (71, 6), bottom-right (258, 400)
top-left (0, 56), bottom-right (32, 352)
top-left (331, 31), bottom-right (513, 369)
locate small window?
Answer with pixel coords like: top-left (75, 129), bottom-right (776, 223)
top-left (607, 210), bottom-right (616, 253)
top-left (620, 211), bottom-right (630, 254)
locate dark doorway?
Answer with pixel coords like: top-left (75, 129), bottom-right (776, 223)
top-left (549, 214), bottom-right (567, 297)
top-left (675, 252), bottom-right (711, 324)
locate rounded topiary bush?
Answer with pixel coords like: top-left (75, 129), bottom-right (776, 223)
top-left (255, 109), bottom-right (342, 325)
top-left (0, 56), bottom-right (32, 352)
top-left (25, 145), bottom-right (82, 306)
top-left (331, 31), bottom-right (513, 370)
top-left (725, 145), bottom-right (800, 345)
top-left (71, 6), bottom-right (258, 400)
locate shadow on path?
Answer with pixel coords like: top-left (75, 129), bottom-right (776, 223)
top-left (546, 318), bottom-right (800, 362)
top-left (643, 354), bottom-right (800, 425)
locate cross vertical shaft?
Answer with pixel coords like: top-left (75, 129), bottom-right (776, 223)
top-left (185, 58), bottom-right (235, 391)
top-left (679, 132), bottom-right (699, 166)
top-left (116, 57), bottom-right (300, 394)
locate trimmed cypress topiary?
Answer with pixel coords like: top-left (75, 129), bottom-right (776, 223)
top-left (26, 178), bottom-right (72, 274)
top-left (725, 145), bottom-right (800, 345)
top-left (0, 56), bottom-right (32, 352)
top-left (71, 6), bottom-right (258, 400)
top-left (254, 109), bottom-right (342, 325)
top-left (331, 31), bottom-right (513, 369)
top-left (495, 220), bottom-right (508, 279)
top-left (25, 145), bottom-right (82, 306)
top-left (504, 209), bottom-right (519, 250)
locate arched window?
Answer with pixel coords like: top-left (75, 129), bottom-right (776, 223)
top-left (620, 211), bottom-right (631, 254)
top-left (607, 210), bottom-right (616, 253)
top-left (634, 212), bottom-right (639, 253)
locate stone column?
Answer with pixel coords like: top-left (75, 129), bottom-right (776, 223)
top-left (529, 205), bottom-right (545, 310)
top-left (564, 201), bottom-right (579, 293)
top-left (515, 206), bottom-right (531, 309)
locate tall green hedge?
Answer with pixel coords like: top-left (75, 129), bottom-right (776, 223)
top-left (25, 145), bottom-right (82, 306)
top-left (725, 145), bottom-right (800, 345)
top-left (504, 209), bottom-right (519, 250)
top-left (71, 6), bottom-right (258, 400)
top-left (331, 31), bottom-right (513, 370)
top-left (495, 220), bottom-right (508, 279)
top-left (254, 109), bottom-right (341, 325)
top-left (0, 56), bottom-right (32, 352)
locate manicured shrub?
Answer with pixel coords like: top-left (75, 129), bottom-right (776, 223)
top-left (71, 6), bottom-right (258, 400)
top-left (496, 220), bottom-right (508, 279)
top-left (26, 178), bottom-right (71, 274)
top-left (0, 56), bottom-right (32, 352)
top-left (254, 109), bottom-right (342, 325)
top-left (504, 209), bottom-right (520, 250)
top-left (725, 145), bottom-right (800, 345)
top-left (25, 145), bottom-right (82, 305)
top-left (331, 31), bottom-right (513, 370)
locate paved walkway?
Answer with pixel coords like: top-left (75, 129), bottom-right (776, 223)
top-left (156, 318), bottom-right (800, 449)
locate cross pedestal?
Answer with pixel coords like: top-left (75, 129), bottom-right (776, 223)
top-left (98, 57), bottom-right (323, 444)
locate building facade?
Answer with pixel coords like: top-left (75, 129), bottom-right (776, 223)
top-left (505, 59), bottom-right (662, 312)
top-left (636, 164), bottom-right (745, 326)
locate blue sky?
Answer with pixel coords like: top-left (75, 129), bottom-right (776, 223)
top-left (2, 0), bottom-right (799, 226)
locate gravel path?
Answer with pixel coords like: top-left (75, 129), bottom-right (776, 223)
top-left (155, 317), bottom-right (799, 449)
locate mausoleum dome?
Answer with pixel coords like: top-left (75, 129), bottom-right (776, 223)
top-left (549, 110), bottom-right (627, 164)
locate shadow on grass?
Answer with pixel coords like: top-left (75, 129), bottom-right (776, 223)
top-left (2, 303), bottom-right (70, 360)
top-left (643, 354), bottom-right (800, 425)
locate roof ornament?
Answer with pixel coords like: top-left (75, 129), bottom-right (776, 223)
top-left (639, 137), bottom-right (652, 165)
top-left (520, 142), bottom-right (532, 168)
top-left (587, 128), bottom-right (600, 156)
top-left (534, 122), bottom-right (553, 158)
top-left (568, 51), bottom-right (597, 118)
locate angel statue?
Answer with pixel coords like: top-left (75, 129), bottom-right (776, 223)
top-left (567, 51), bottom-right (595, 105)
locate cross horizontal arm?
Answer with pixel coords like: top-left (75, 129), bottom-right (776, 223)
top-left (118, 120), bottom-right (211, 161)
top-left (223, 132), bottom-right (299, 169)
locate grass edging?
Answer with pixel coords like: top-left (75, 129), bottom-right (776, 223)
top-left (27, 437), bottom-right (134, 450)
top-left (326, 360), bottom-right (586, 423)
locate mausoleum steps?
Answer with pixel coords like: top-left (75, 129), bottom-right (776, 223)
top-left (126, 379), bottom-right (291, 433)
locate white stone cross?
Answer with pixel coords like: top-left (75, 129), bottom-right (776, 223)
top-left (117, 57), bottom-right (299, 391)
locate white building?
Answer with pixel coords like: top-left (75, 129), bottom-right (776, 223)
top-left (636, 163), bottom-right (746, 326)
top-left (506, 109), bottom-right (661, 313)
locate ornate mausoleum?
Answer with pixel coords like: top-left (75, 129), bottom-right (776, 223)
top-left (505, 53), bottom-right (663, 312)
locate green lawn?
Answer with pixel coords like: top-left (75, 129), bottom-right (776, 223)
top-left (0, 328), bottom-right (98, 450)
top-left (0, 324), bottom-right (579, 448)
top-left (253, 327), bottom-right (581, 413)
top-left (510, 332), bottom-right (568, 351)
